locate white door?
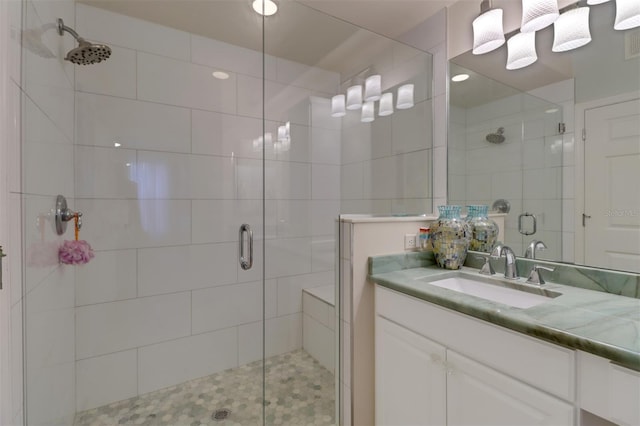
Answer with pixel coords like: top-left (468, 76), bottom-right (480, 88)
top-left (584, 99), bottom-right (640, 272)
top-left (446, 351), bottom-right (573, 426)
top-left (375, 316), bottom-right (447, 426)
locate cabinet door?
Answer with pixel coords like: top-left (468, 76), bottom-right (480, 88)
top-left (447, 351), bottom-right (574, 426)
top-left (375, 316), bottom-right (446, 426)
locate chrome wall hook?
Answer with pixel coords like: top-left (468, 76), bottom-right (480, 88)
top-left (54, 195), bottom-right (83, 236)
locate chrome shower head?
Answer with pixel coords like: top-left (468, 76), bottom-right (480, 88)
top-left (57, 18), bottom-right (111, 65)
top-left (486, 127), bottom-right (505, 144)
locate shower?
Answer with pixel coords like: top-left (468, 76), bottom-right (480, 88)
top-left (57, 18), bottom-right (111, 65)
top-left (486, 127), bottom-right (505, 144)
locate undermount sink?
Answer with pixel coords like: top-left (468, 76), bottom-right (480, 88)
top-left (422, 273), bottom-right (561, 309)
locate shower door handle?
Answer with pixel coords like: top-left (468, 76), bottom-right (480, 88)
top-left (239, 224), bottom-right (253, 270)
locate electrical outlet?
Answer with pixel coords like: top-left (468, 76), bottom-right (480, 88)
top-left (404, 234), bottom-right (417, 249)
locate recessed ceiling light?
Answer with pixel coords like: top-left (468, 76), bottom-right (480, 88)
top-left (545, 108), bottom-right (559, 114)
top-left (451, 73), bottom-right (470, 82)
top-left (252, 0), bottom-right (277, 16)
top-left (212, 71), bottom-right (230, 80)
top-left (113, 141), bottom-right (121, 147)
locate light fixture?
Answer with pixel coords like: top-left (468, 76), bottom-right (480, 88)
top-left (331, 94), bottom-right (346, 117)
top-left (212, 71), bottom-right (229, 79)
top-left (506, 32), bottom-right (538, 70)
top-left (361, 101), bottom-right (375, 123)
top-left (553, 7), bottom-right (591, 52)
top-left (451, 73), bottom-right (470, 82)
top-left (378, 93), bottom-right (394, 116)
top-left (587, 0), bottom-right (609, 4)
top-left (545, 108), bottom-right (559, 114)
top-left (346, 85), bottom-right (363, 110)
top-left (113, 141), bottom-right (121, 147)
top-left (277, 125), bottom-right (287, 142)
top-left (364, 74), bottom-right (382, 102)
top-left (252, 0), bottom-right (278, 16)
top-left (520, 0), bottom-right (559, 33)
top-left (396, 84), bottom-right (414, 109)
top-left (614, 0), bottom-right (640, 30)
top-left (472, 1), bottom-right (505, 55)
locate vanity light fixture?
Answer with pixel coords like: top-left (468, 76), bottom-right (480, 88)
top-left (331, 94), bottom-right (346, 117)
top-left (451, 73), bottom-right (470, 82)
top-left (346, 85), bottom-right (363, 110)
top-left (364, 74), bottom-right (382, 101)
top-left (396, 84), bottom-right (414, 109)
top-left (252, 0), bottom-right (278, 16)
top-left (614, 0), bottom-right (640, 30)
top-left (361, 101), bottom-right (375, 123)
top-left (553, 6), bottom-right (591, 52)
top-left (506, 32), bottom-right (538, 70)
top-left (521, 0), bottom-right (560, 33)
top-left (378, 93), bottom-right (394, 116)
top-left (472, 0), bottom-right (505, 54)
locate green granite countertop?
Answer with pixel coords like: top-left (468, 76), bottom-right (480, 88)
top-left (369, 253), bottom-right (640, 372)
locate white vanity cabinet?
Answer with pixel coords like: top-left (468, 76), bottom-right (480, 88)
top-left (375, 286), bottom-right (575, 426)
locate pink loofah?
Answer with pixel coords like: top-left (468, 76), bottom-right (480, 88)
top-left (59, 240), bottom-right (95, 265)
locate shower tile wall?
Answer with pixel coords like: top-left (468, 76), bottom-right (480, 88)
top-left (19, 0), bottom-right (78, 424)
top-left (448, 81), bottom-right (574, 260)
top-left (73, 3), bottom-right (340, 412)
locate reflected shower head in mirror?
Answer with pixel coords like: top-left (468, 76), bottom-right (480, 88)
top-left (57, 18), bottom-right (111, 65)
top-left (486, 127), bottom-right (505, 143)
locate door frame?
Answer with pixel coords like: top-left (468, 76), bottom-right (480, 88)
top-left (574, 91), bottom-right (640, 265)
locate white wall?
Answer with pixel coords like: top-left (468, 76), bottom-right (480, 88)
top-left (73, 3), bottom-right (341, 412)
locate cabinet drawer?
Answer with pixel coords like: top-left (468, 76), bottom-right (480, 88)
top-left (578, 351), bottom-right (640, 425)
top-left (376, 286), bottom-right (575, 401)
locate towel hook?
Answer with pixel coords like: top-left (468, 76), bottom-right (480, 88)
top-left (54, 195), bottom-right (82, 236)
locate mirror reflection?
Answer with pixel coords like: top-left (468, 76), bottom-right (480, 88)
top-left (449, 0), bottom-right (640, 273)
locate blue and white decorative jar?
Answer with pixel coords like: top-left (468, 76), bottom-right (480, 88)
top-left (465, 205), bottom-right (499, 253)
top-left (430, 205), bottom-right (471, 270)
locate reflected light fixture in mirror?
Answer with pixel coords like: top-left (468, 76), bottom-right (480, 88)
top-left (506, 32), bottom-right (538, 70)
top-left (553, 7), bottom-right (591, 52)
top-left (472, 2), bottom-right (505, 55)
top-left (346, 85), bottom-right (363, 110)
top-left (361, 101), bottom-right (375, 122)
top-left (396, 84), bottom-right (414, 109)
top-left (614, 0), bottom-right (640, 30)
top-left (521, 0), bottom-right (559, 32)
top-left (252, 0), bottom-right (278, 16)
top-left (451, 73), bottom-right (470, 82)
top-left (331, 94), bottom-right (346, 117)
top-left (364, 74), bottom-right (382, 101)
top-left (378, 93), bottom-right (394, 116)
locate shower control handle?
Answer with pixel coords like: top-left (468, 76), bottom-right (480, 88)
top-left (239, 224), bottom-right (253, 270)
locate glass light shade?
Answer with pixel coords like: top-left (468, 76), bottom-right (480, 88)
top-left (378, 93), bottom-right (394, 116)
top-left (346, 85), bottom-right (363, 110)
top-left (587, 0), bottom-right (609, 4)
top-left (520, 0), bottom-right (559, 33)
top-left (361, 101), bottom-right (375, 123)
top-left (472, 9), bottom-right (505, 54)
top-left (364, 75), bottom-right (382, 101)
top-left (553, 8), bottom-right (591, 52)
top-left (331, 94), bottom-right (346, 117)
top-left (396, 84), bottom-right (414, 109)
top-left (614, 0), bottom-right (640, 30)
top-left (506, 32), bottom-right (538, 70)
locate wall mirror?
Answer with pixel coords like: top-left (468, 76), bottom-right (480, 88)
top-left (448, 0), bottom-right (640, 273)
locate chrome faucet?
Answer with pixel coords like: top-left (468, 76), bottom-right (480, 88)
top-left (526, 265), bottom-right (555, 285)
top-left (524, 240), bottom-right (547, 259)
top-left (490, 244), bottom-right (519, 279)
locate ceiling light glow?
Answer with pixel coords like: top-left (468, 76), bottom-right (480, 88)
top-left (451, 74), bottom-right (470, 82)
top-left (252, 0), bottom-right (278, 16)
top-left (212, 71), bottom-right (230, 79)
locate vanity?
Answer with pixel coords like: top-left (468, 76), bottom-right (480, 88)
top-left (369, 253), bottom-right (640, 426)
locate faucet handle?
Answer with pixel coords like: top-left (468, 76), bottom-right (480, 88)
top-left (474, 255), bottom-right (495, 276)
top-left (526, 265), bottom-right (555, 285)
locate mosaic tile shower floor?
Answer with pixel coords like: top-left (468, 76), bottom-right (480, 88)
top-left (74, 350), bottom-right (335, 426)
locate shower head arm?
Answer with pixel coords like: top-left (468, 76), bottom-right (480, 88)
top-left (57, 18), bottom-right (82, 42)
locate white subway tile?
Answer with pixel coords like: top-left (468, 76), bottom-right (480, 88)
top-left (311, 96), bottom-right (340, 131)
top-left (75, 146), bottom-right (138, 199)
top-left (265, 314), bottom-right (302, 357)
top-left (265, 238), bottom-right (312, 278)
top-left (523, 168), bottom-right (560, 199)
top-left (74, 199), bottom-right (191, 250)
top-left (276, 123), bottom-right (310, 163)
top-left (76, 93), bottom-right (191, 153)
top-left (192, 281), bottom-right (263, 334)
top-left (26, 308), bottom-right (75, 372)
top-left (138, 243), bottom-right (237, 297)
top-left (76, 350), bottom-right (138, 411)
top-left (76, 250), bottom-right (137, 306)
top-left (23, 141), bottom-right (74, 197)
top-left (311, 200), bottom-right (340, 237)
top-left (277, 271), bottom-right (335, 316)
top-left (364, 157), bottom-right (394, 199)
top-left (238, 321), bottom-right (262, 365)
top-left (398, 149), bottom-right (432, 198)
top-left (312, 237), bottom-right (335, 273)
top-left (138, 52), bottom-right (236, 113)
top-left (192, 109), bottom-right (263, 159)
top-left (76, 45), bottom-right (136, 99)
top-left (76, 292), bottom-right (191, 359)
top-left (191, 34), bottom-right (274, 79)
top-left (237, 158), bottom-right (263, 200)
top-left (77, 4), bottom-right (190, 61)
top-left (341, 115), bottom-right (372, 164)
top-left (237, 75), bottom-right (312, 124)
top-left (276, 200), bottom-right (310, 238)
top-left (275, 58), bottom-right (339, 93)
top-left (491, 171), bottom-right (523, 200)
top-left (192, 200), bottom-right (273, 244)
top-left (270, 161), bottom-right (311, 200)
top-left (371, 117), bottom-right (392, 160)
top-left (303, 314), bottom-right (335, 373)
top-left (138, 328), bottom-right (238, 394)
top-left (341, 163), bottom-right (364, 200)
top-left (302, 292), bottom-right (329, 325)
top-left (26, 362), bottom-right (75, 426)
